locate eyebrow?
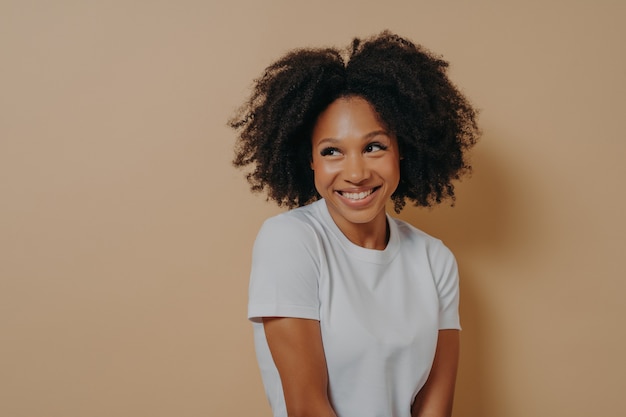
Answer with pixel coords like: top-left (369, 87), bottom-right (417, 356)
top-left (316, 130), bottom-right (390, 146)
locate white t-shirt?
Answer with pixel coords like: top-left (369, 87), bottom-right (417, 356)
top-left (248, 199), bottom-right (460, 417)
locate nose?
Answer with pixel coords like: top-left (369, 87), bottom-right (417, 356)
top-left (344, 154), bottom-right (370, 184)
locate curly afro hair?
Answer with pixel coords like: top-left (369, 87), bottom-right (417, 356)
top-left (229, 31), bottom-right (480, 212)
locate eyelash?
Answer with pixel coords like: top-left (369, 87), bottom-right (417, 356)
top-left (320, 142), bottom-right (388, 157)
top-left (320, 147), bottom-right (340, 157)
top-left (365, 143), bottom-right (388, 152)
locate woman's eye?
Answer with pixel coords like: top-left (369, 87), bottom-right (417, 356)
top-left (320, 147), bottom-right (341, 157)
top-left (365, 143), bottom-right (387, 153)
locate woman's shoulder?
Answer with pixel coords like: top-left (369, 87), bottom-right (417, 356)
top-left (255, 201), bottom-right (325, 248)
top-left (391, 216), bottom-right (440, 244)
top-left (391, 216), bottom-right (455, 259)
top-left (261, 201), bottom-right (321, 231)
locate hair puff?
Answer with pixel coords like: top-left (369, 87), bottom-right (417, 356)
top-left (230, 31), bottom-right (480, 212)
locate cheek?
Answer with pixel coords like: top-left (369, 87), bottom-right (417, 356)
top-left (375, 157), bottom-right (400, 175)
top-left (311, 162), bottom-right (334, 196)
top-left (312, 162), bottom-right (344, 198)
top-left (379, 159), bottom-right (401, 188)
top-left (311, 158), bottom-right (338, 182)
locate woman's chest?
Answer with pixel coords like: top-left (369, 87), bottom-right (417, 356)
top-left (317, 253), bottom-right (440, 370)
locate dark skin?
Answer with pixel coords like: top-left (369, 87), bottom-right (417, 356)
top-left (263, 97), bottom-right (460, 417)
top-left (309, 96), bottom-right (400, 249)
top-left (232, 31), bottom-right (476, 417)
top-left (263, 318), bottom-right (337, 417)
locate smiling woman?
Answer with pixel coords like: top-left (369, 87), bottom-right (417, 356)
top-left (229, 31), bottom-right (480, 417)
top-left (310, 97), bottom-right (401, 249)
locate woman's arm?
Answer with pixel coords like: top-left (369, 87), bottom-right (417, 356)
top-left (411, 329), bottom-right (460, 417)
top-left (263, 317), bottom-right (338, 417)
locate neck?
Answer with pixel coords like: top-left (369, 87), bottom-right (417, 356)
top-left (331, 212), bottom-right (390, 250)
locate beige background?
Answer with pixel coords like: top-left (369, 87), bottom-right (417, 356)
top-left (1, 1), bottom-right (624, 416)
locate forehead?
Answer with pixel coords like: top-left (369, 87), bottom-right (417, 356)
top-left (312, 97), bottom-right (386, 140)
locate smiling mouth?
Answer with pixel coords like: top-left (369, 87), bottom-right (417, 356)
top-left (338, 187), bottom-right (379, 201)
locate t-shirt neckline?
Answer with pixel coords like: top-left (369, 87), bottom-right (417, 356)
top-left (314, 199), bottom-right (400, 264)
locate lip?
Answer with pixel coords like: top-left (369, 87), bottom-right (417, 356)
top-left (335, 186), bottom-right (381, 207)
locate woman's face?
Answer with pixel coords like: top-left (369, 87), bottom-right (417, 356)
top-left (310, 96), bottom-right (401, 236)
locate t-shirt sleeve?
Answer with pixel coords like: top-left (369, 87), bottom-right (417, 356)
top-left (432, 242), bottom-right (461, 330)
top-left (247, 215), bottom-right (321, 323)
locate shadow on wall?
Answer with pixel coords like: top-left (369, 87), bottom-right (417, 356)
top-left (454, 264), bottom-right (487, 417)
top-left (396, 137), bottom-right (513, 255)
top-left (395, 134), bottom-right (517, 417)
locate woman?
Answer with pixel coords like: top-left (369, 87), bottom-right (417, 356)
top-left (230, 31), bottom-right (480, 417)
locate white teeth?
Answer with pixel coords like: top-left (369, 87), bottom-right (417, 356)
top-left (342, 189), bottom-right (374, 200)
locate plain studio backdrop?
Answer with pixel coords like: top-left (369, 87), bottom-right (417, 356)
top-left (1, 1), bottom-right (624, 416)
